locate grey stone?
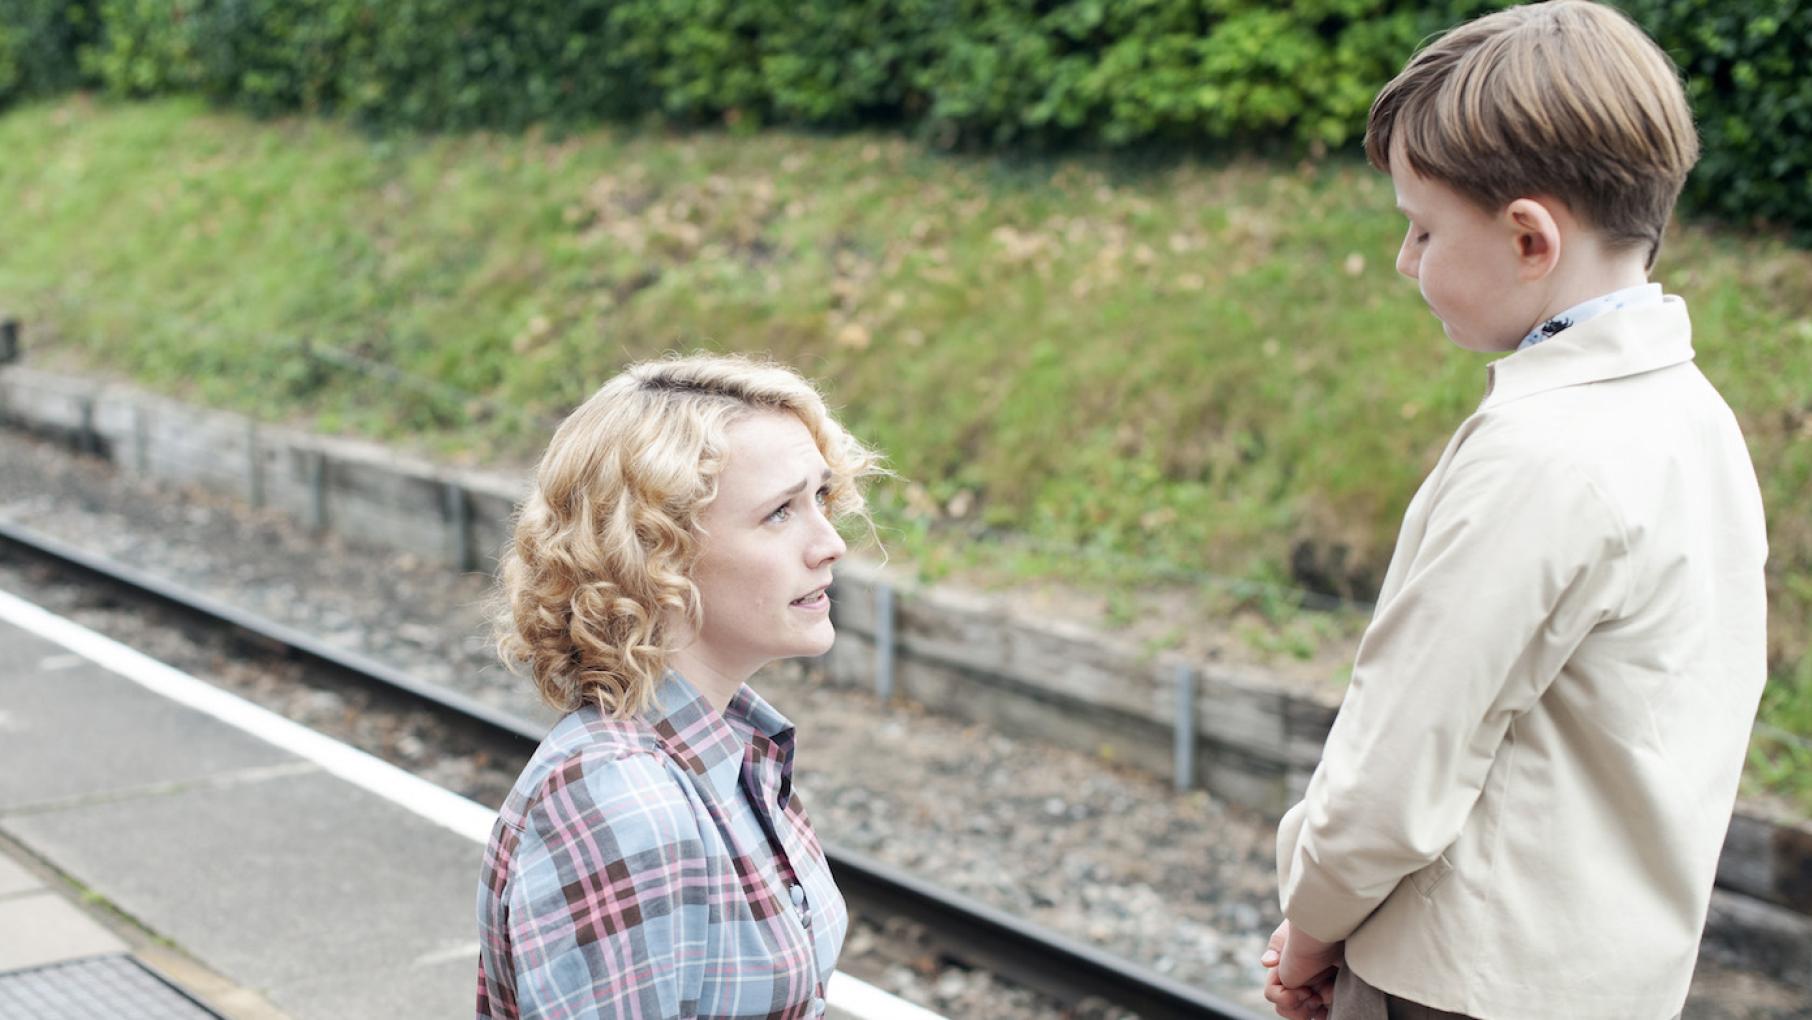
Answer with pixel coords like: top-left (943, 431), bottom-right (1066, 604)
top-left (1702, 887), bottom-right (1812, 991)
top-left (0, 627), bottom-right (295, 811)
top-left (6, 770), bottom-right (483, 1018)
top-left (0, 851), bottom-right (41, 899)
top-left (270, 951), bottom-right (475, 1020)
top-left (0, 893), bottom-right (128, 970)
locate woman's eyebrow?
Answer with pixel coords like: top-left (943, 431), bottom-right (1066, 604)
top-left (758, 468), bottom-right (833, 508)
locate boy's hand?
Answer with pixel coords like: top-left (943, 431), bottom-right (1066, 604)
top-left (1260, 920), bottom-right (1342, 1020)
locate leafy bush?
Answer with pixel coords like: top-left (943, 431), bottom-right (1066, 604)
top-left (1622, 0), bottom-right (1812, 239)
top-left (12, 0), bottom-right (1493, 146)
top-left (3, 0), bottom-right (1807, 234)
top-left (0, 0), bottom-right (97, 102)
top-left (82, 0), bottom-right (205, 97)
top-left (334, 0), bottom-right (644, 130)
top-left (917, 0), bottom-right (1434, 148)
top-left (190, 0), bottom-right (364, 115)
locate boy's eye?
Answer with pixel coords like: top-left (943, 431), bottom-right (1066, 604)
top-left (1416, 232), bottom-right (1430, 244)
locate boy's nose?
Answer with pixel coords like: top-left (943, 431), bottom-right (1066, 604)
top-left (1396, 240), bottom-right (1419, 280)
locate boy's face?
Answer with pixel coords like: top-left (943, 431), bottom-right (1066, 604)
top-left (1389, 141), bottom-right (1543, 353)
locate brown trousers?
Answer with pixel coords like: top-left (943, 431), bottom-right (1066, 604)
top-left (1329, 966), bottom-right (1474, 1020)
top-left (1329, 967), bottom-right (1681, 1020)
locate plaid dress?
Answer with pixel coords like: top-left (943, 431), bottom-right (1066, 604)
top-left (476, 671), bottom-right (847, 1019)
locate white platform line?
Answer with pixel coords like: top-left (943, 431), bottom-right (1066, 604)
top-left (826, 972), bottom-right (949, 1020)
top-left (0, 586), bottom-right (939, 1020)
top-left (0, 587), bottom-right (497, 843)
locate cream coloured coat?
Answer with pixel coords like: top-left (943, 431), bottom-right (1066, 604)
top-left (1277, 297), bottom-right (1768, 1019)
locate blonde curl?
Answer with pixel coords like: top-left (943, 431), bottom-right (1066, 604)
top-left (494, 353), bottom-right (882, 718)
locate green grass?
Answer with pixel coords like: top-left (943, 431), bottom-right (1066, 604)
top-left (2, 94), bottom-right (1809, 810)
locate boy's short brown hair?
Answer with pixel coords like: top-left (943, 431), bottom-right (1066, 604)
top-left (1365, 0), bottom-right (1698, 266)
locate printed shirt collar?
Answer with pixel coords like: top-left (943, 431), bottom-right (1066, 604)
top-left (1483, 293), bottom-right (1694, 411)
top-left (1517, 282), bottom-right (1663, 350)
top-left (726, 683), bottom-right (798, 810)
top-left (645, 669), bottom-right (797, 808)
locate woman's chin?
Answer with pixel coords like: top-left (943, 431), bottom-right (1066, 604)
top-left (798, 622), bottom-right (836, 659)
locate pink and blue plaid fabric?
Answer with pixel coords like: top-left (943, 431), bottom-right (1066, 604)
top-left (476, 671), bottom-right (847, 1019)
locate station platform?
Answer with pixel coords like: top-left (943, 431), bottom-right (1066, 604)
top-left (0, 589), bottom-right (935, 1020)
top-left (0, 838), bottom-right (233, 1019)
top-left (0, 592), bottom-right (486, 1018)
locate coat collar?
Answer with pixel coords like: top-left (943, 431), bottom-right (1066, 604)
top-left (1482, 295), bottom-right (1694, 411)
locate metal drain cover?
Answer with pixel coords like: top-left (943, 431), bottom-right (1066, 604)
top-left (0, 954), bottom-right (223, 1020)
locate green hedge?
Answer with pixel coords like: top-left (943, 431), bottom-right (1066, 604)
top-left (1, 0), bottom-right (1807, 235)
top-left (1624, 0), bottom-right (1812, 238)
top-left (0, 0), bottom-right (1496, 142)
top-left (0, 0), bottom-right (96, 99)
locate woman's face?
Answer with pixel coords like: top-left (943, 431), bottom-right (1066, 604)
top-left (684, 410), bottom-right (847, 684)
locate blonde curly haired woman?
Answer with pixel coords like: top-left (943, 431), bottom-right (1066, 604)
top-left (476, 353), bottom-right (880, 1019)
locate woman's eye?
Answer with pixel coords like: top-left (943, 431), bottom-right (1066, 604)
top-left (767, 503), bottom-right (793, 523)
top-left (815, 486), bottom-right (831, 506)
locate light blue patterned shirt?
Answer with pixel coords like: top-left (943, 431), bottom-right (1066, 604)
top-left (1517, 283), bottom-right (1663, 350)
top-left (476, 671), bottom-right (847, 1019)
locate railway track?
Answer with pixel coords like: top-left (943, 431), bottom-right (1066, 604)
top-left (0, 517), bottom-right (1260, 1020)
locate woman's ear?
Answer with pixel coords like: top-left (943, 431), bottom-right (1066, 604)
top-left (1504, 197), bottom-right (1562, 281)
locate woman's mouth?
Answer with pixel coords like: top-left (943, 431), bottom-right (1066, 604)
top-left (790, 587), bottom-right (830, 610)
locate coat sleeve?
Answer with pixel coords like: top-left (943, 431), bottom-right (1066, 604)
top-left (505, 749), bottom-right (711, 1019)
top-left (1278, 435), bottom-right (1630, 942)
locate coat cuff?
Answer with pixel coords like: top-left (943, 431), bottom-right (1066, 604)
top-left (1276, 801), bottom-right (1385, 943)
top-left (1278, 857), bottom-right (1383, 943)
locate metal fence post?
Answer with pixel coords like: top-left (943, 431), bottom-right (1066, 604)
top-left (132, 406), bottom-right (149, 473)
top-left (78, 397), bottom-right (97, 457)
top-left (246, 421), bottom-right (264, 508)
top-left (444, 480), bottom-right (474, 572)
top-left (307, 449), bottom-right (328, 533)
top-left (874, 582), bottom-right (896, 701)
top-left (1173, 662), bottom-right (1198, 792)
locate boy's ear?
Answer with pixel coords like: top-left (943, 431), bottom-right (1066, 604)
top-left (1504, 197), bottom-right (1562, 280)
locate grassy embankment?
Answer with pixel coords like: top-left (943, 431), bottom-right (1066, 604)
top-left (1, 95), bottom-right (1807, 810)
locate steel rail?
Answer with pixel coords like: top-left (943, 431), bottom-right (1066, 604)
top-left (0, 518), bottom-right (1260, 1020)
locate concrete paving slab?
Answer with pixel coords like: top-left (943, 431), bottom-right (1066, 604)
top-left (274, 953), bottom-right (475, 1020)
top-left (5, 769), bottom-right (482, 1020)
top-left (0, 892), bottom-right (128, 971)
top-left (0, 850), bottom-right (41, 899)
top-left (0, 623), bottom-right (296, 811)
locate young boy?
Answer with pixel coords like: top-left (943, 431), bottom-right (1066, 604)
top-left (1260, 3), bottom-right (1769, 1018)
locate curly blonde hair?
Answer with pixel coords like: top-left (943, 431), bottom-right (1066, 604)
top-left (495, 353), bottom-right (881, 718)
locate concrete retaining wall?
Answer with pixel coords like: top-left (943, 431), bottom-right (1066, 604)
top-left (823, 570), bottom-right (1334, 813)
top-left (0, 367), bottom-right (525, 570)
top-left (3, 363), bottom-right (1808, 987)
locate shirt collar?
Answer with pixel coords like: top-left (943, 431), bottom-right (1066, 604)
top-left (644, 669), bottom-right (797, 808)
top-left (1517, 282), bottom-right (1663, 350)
top-left (1483, 294), bottom-right (1693, 411)
top-left (726, 683), bottom-right (798, 810)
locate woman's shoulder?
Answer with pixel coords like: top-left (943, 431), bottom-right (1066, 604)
top-left (497, 706), bottom-right (702, 840)
top-left (540, 702), bottom-right (664, 761)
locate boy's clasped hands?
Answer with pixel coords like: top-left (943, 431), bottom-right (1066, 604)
top-left (1261, 921), bottom-right (1343, 1020)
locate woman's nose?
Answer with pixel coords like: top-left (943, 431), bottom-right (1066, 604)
top-left (809, 511), bottom-right (847, 567)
